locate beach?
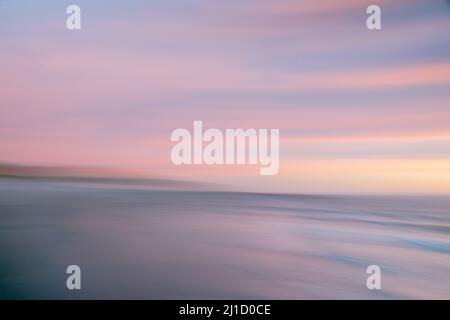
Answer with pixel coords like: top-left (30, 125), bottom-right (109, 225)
top-left (1, 179), bottom-right (449, 299)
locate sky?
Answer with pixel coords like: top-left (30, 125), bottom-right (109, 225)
top-left (1, 0), bottom-right (450, 194)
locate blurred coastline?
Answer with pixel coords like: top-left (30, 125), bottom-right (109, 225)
top-left (0, 163), bottom-right (216, 191)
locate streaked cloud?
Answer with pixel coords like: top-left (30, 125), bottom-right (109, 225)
top-left (1, 0), bottom-right (449, 193)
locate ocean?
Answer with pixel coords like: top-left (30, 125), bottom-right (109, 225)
top-left (0, 179), bottom-right (449, 299)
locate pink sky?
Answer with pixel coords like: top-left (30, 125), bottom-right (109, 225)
top-left (1, 0), bottom-right (449, 194)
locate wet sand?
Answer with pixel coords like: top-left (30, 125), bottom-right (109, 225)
top-left (0, 179), bottom-right (449, 299)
